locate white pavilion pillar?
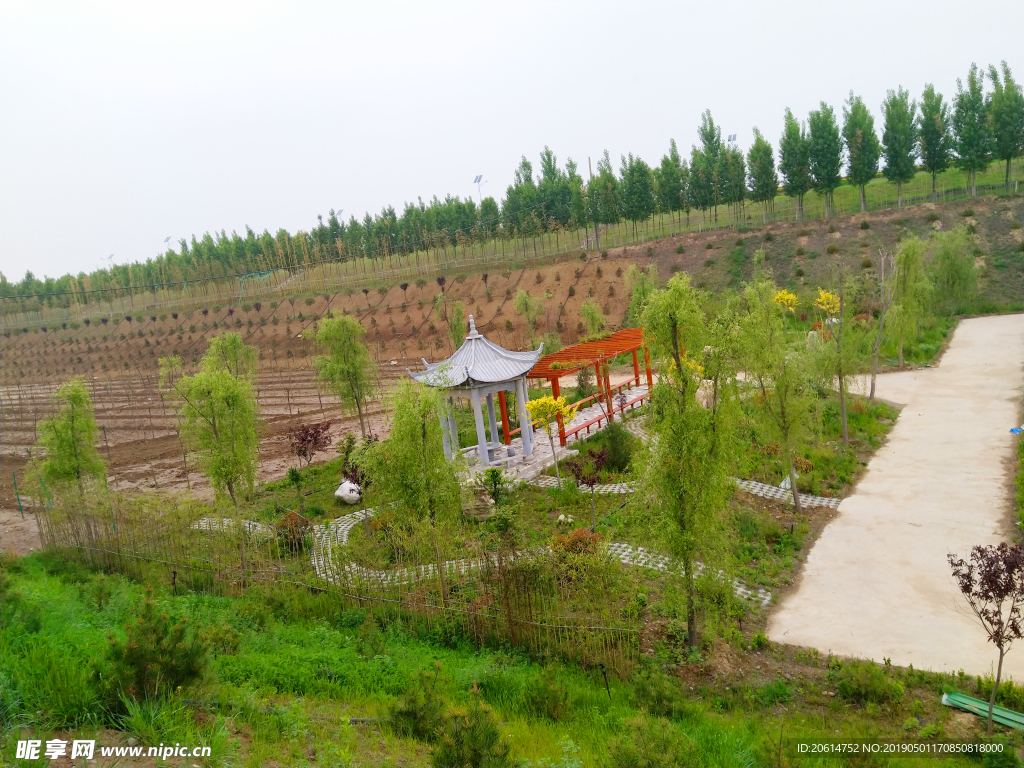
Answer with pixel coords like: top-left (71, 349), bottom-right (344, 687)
top-left (515, 376), bottom-right (534, 456)
top-left (447, 397), bottom-right (459, 454)
top-left (439, 410), bottom-right (452, 459)
top-left (486, 393), bottom-right (498, 444)
top-left (470, 389), bottom-right (490, 464)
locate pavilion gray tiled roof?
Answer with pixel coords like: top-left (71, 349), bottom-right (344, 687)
top-left (409, 315), bottom-right (543, 387)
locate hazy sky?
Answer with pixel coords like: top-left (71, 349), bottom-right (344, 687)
top-left (2, 1), bottom-right (1022, 283)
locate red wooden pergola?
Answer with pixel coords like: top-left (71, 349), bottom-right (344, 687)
top-left (502, 328), bottom-right (653, 448)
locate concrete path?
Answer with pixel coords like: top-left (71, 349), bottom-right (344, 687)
top-left (768, 314), bottom-right (1024, 676)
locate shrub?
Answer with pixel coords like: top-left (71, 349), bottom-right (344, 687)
top-left (609, 717), bottom-right (696, 768)
top-left (603, 421), bottom-right (634, 472)
top-left (568, 286), bottom-right (575, 297)
top-left (828, 224), bottom-right (836, 233)
top-left (755, 680), bottom-right (792, 706)
top-left (925, 212), bottom-right (940, 223)
top-left (794, 267), bottom-right (805, 277)
top-left (608, 285), bottom-right (615, 297)
top-left (962, 207), bottom-right (974, 217)
top-left (705, 242), bottom-right (714, 250)
top-left (550, 528), bottom-right (605, 589)
top-left (105, 586), bottom-right (208, 701)
top-left (596, 266), bottom-right (603, 278)
top-left (391, 665), bottom-right (448, 743)
top-left (795, 247), bottom-right (805, 256)
top-left (524, 665), bottom-right (570, 721)
top-left (601, 250), bottom-right (608, 259)
top-left (831, 659), bottom-right (904, 704)
top-left (675, 244), bottom-right (685, 254)
top-left (860, 220), bottom-right (871, 229)
top-left (431, 683), bottom-right (511, 768)
top-left (632, 667), bottom-right (684, 718)
top-left (670, 263), bottom-right (682, 273)
top-left (763, 232), bottom-right (775, 242)
top-left (751, 631), bottom-right (770, 650)
top-left (861, 257), bottom-right (873, 268)
top-left (827, 243), bottom-right (840, 254)
top-left (615, 267), bottom-right (623, 277)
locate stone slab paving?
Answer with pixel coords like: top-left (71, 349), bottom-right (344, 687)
top-left (733, 479), bottom-right (841, 509)
top-left (298, 506), bottom-right (771, 607)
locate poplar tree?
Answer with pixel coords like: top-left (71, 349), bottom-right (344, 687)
top-left (30, 377), bottom-right (105, 497)
top-left (881, 87), bottom-right (919, 207)
top-left (952, 64), bottom-right (991, 198)
top-left (315, 315), bottom-right (377, 438)
top-left (746, 127), bottom-right (779, 218)
top-left (696, 110), bottom-right (724, 222)
top-left (988, 61), bottom-right (1024, 189)
top-left (621, 154), bottom-right (656, 236)
top-left (918, 84), bottom-right (953, 198)
top-left (808, 102), bottom-right (843, 217)
top-left (842, 92), bottom-right (881, 212)
top-left (655, 139), bottom-right (685, 221)
top-left (721, 145), bottom-right (747, 220)
top-left (779, 108), bottom-right (812, 220)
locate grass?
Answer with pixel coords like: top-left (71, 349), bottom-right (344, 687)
top-left (3, 553), bottom-right (1020, 767)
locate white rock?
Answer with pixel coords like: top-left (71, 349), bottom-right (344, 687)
top-left (335, 480), bottom-right (362, 504)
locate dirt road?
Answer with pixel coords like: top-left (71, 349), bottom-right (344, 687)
top-left (768, 314), bottom-right (1024, 676)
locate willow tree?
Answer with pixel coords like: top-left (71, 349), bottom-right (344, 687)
top-left (891, 237), bottom-right (932, 369)
top-left (740, 282), bottom-right (816, 516)
top-left (813, 275), bottom-right (868, 447)
top-left (930, 226), bottom-right (977, 316)
top-left (637, 273), bottom-right (739, 651)
top-left (315, 315), bottom-right (377, 437)
top-left (357, 378), bottom-right (462, 604)
top-left (30, 377), bottom-right (105, 498)
top-left (160, 334), bottom-right (259, 506)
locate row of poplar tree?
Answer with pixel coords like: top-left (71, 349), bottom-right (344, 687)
top-left (4, 62), bottom-right (1021, 308)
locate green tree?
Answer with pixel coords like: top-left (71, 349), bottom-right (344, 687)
top-left (621, 154), bottom-right (656, 236)
top-left (696, 110), bottom-right (724, 222)
top-left (160, 334), bottom-right (260, 506)
top-left (579, 299), bottom-right (605, 336)
top-left (358, 378), bottom-right (462, 604)
top-left (930, 226), bottom-right (977, 315)
top-left (881, 87), bottom-right (919, 207)
top-left (638, 273), bottom-right (738, 651)
top-left (314, 315), bottom-right (377, 438)
top-left (29, 377), bottom-right (105, 497)
top-left (513, 290), bottom-right (542, 344)
top-left (588, 150), bottom-right (622, 232)
top-left (741, 280), bottom-right (816, 516)
top-left (812, 276), bottom-right (866, 447)
top-left (988, 61), bottom-right (1024, 189)
top-left (891, 237), bottom-right (932, 369)
top-left (952, 63), bottom-right (991, 198)
top-left (808, 102), bottom-right (843, 217)
top-left (624, 263), bottom-right (658, 327)
top-left (918, 84), bottom-right (953, 198)
top-left (746, 127), bottom-right (779, 218)
top-left (842, 92), bottom-right (881, 212)
top-left (721, 145), bottom-right (747, 221)
top-left (654, 139), bottom-right (685, 220)
top-left (779, 108), bottom-right (812, 220)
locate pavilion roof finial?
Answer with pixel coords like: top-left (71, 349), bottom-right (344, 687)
top-left (466, 314), bottom-right (480, 339)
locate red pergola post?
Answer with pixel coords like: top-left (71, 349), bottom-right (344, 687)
top-left (632, 349), bottom-right (640, 386)
top-left (593, 361), bottom-right (603, 407)
top-left (643, 346), bottom-right (653, 387)
top-left (602, 355), bottom-right (614, 422)
top-left (551, 376), bottom-right (567, 447)
top-left (498, 390), bottom-right (511, 445)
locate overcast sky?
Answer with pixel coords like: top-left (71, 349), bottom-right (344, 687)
top-left (2, 1), bottom-right (1021, 283)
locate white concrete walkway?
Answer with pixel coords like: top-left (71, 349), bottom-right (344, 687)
top-left (768, 314), bottom-right (1024, 676)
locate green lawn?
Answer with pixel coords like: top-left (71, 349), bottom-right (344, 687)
top-left (3, 553), bottom-right (1020, 767)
